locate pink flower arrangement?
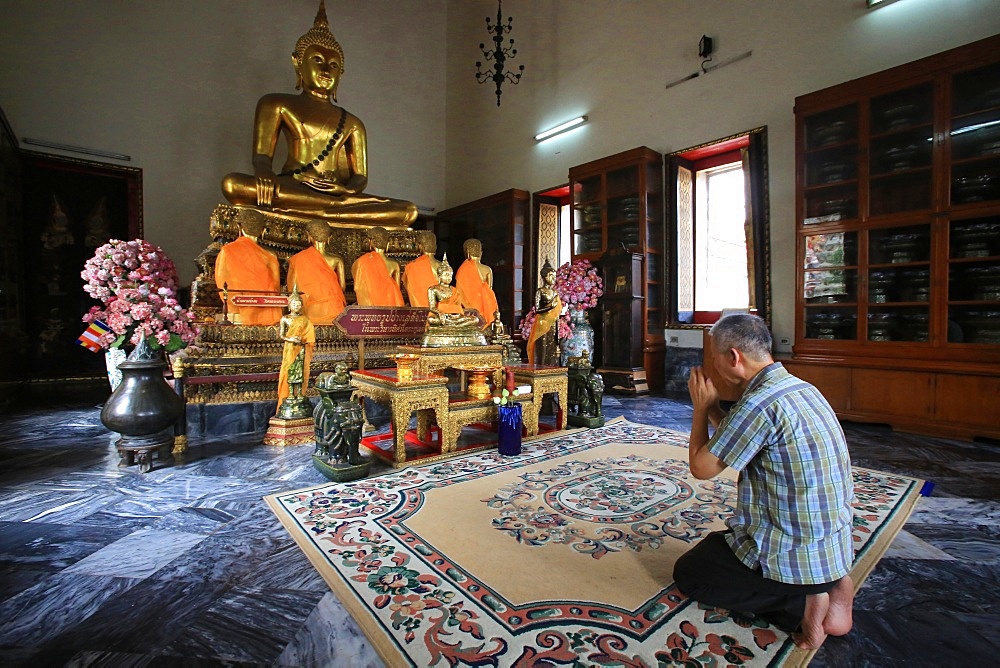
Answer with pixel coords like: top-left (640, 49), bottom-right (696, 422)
top-left (555, 259), bottom-right (603, 311)
top-left (81, 239), bottom-right (199, 352)
top-left (517, 308), bottom-right (572, 341)
top-left (82, 239), bottom-right (180, 302)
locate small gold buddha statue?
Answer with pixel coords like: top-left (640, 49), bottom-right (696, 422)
top-left (421, 254), bottom-right (487, 347)
top-left (220, 0), bottom-right (417, 228)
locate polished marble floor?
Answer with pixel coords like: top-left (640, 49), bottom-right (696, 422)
top-left (0, 393), bottom-right (998, 667)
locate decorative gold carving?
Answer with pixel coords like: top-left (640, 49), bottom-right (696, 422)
top-left (513, 366), bottom-right (569, 434)
top-left (262, 416), bottom-right (315, 446)
top-left (350, 371), bottom-right (450, 466)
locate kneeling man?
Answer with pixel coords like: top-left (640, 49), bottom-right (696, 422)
top-left (674, 314), bottom-right (855, 651)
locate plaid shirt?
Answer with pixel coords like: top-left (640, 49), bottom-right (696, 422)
top-left (707, 363), bottom-right (854, 585)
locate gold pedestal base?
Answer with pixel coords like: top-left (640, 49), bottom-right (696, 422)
top-left (263, 416), bottom-right (314, 446)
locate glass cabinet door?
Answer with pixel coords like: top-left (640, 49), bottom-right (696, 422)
top-left (803, 104), bottom-right (859, 225)
top-left (802, 231), bottom-right (858, 340)
top-left (866, 223), bottom-right (932, 343)
top-left (951, 62), bottom-right (1000, 207)
top-left (572, 175), bottom-right (602, 256)
top-left (948, 215), bottom-right (1000, 344)
top-left (868, 83), bottom-right (934, 216)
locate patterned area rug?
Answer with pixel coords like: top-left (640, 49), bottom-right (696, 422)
top-left (265, 418), bottom-right (922, 667)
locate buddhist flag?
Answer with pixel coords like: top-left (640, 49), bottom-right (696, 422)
top-left (77, 320), bottom-right (111, 353)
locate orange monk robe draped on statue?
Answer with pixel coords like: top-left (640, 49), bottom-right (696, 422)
top-left (286, 246), bottom-right (347, 325)
top-left (435, 288), bottom-right (467, 314)
top-left (214, 236), bottom-right (282, 326)
top-left (527, 295), bottom-right (562, 365)
top-left (402, 254), bottom-right (438, 307)
top-left (456, 260), bottom-right (499, 326)
top-left (353, 251), bottom-right (404, 306)
top-left (276, 314), bottom-right (315, 406)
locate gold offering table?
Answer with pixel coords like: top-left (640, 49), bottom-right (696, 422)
top-left (350, 368), bottom-right (450, 466)
top-left (396, 344), bottom-right (506, 385)
top-left (350, 365), bottom-right (547, 467)
top-left (512, 364), bottom-right (569, 434)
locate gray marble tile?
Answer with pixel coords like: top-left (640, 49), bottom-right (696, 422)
top-left (161, 586), bottom-right (326, 663)
top-left (274, 591), bottom-right (382, 668)
top-left (63, 529), bottom-right (206, 578)
top-left (36, 576), bottom-right (230, 657)
top-left (902, 523), bottom-right (1000, 563)
top-left (233, 541), bottom-right (330, 592)
top-left (882, 529), bottom-right (956, 560)
top-left (0, 521), bottom-right (132, 569)
top-left (905, 496), bottom-right (1000, 524)
top-left (0, 573), bottom-right (141, 646)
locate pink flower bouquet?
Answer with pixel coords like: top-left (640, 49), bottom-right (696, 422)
top-left (555, 259), bottom-right (604, 311)
top-left (81, 239), bottom-right (199, 352)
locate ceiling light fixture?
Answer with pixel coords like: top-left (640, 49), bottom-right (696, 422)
top-left (866, 0), bottom-right (904, 9)
top-left (534, 116), bottom-right (588, 142)
top-left (475, 0), bottom-right (524, 107)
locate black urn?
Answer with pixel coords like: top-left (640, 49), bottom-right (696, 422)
top-left (100, 336), bottom-right (183, 472)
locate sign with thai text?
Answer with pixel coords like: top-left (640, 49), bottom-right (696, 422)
top-left (231, 295), bottom-right (289, 307)
top-left (335, 306), bottom-right (429, 339)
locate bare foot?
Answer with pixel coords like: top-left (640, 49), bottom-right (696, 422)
top-left (793, 592), bottom-right (829, 650)
top-left (824, 575), bottom-right (854, 636)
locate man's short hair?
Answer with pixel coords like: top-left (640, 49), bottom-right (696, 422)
top-left (709, 313), bottom-right (772, 362)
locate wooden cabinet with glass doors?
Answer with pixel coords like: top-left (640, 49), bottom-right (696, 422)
top-left (434, 189), bottom-right (528, 333)
top-left (788, 34), bottom-right (1000, 440)
top-left (569, 146), bottom-right (664, 392)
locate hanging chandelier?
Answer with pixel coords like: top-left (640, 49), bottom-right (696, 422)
top-left (475, 0), bottom-right (524, 106)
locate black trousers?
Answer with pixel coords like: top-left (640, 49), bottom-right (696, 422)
top-left (673, 530), bottom-right (840, 630)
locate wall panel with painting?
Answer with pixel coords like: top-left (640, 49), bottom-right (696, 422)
top-left (20, 152), bottom-right (142, 381)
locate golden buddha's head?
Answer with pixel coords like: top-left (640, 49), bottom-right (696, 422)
top-left (366, 226), bottom-right (389, 251)
top-left (239, 210), bottom-right (267, 240)
top-left (463, 238), bottom-right (482, 260)
top-left (416, 230), bottom-right (437, 254)
top-left (438, 253), bottom-right (454, 284)
top-left (306, 220), bottom-right (332, 244)
top-left (541, 257), bottom-right (556, 284)
top-left (288, 284), bottom-right (304, 313)
top-left (293, 1), bottom-right (345, 99)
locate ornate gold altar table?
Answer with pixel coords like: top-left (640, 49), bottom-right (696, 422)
top-left (350, 367), bottom-right (542, 467)
top-left (350, 369), bottom-right (449, 466)
top-left (512, 364), bottom-right (569, 434)
top-left (396, 344), bottom-right (505, 386)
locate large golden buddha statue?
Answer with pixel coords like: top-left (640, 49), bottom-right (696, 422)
top-left (220, 0), bottom-right (417, 228)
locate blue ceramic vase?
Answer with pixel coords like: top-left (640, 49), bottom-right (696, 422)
top-left (497, 403), bottom-right (523, 456)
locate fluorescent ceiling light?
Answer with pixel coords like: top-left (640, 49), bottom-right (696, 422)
top-left (867, 0), bottom-right (904, 8)
top-left (534, 116), bottom-right (588, 142)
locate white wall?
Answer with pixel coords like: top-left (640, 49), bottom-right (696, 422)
top-left (444, 0), bottom-right (1000, 344)
top-left (0, 0), bottom-right (447, 286)
top-left (2, 0), bottom-right (998, 346)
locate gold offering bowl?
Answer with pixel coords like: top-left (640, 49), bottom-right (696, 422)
top-left (454, 365), bottom-right (498, 401)
top-left (392, 353), bottom-right (421, 382)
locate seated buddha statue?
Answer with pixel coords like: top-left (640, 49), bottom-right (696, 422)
top-left (286, 219), bottom-right (348, 324)
top-left (214, 211), bottom-right (283, 326)
top-left (351, 226), bottom-right (404, 306)
top-left (456, 238), bottom-right (499, 328)
top-left (401, 230), bottom-right (441, 307)
top-left (220, 1), bottom-right (417, 228)
top-left (421, 254), bottom-right (487, 347)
